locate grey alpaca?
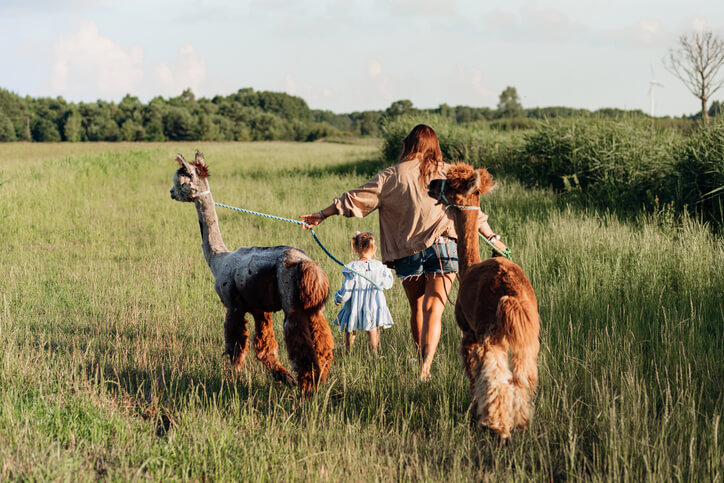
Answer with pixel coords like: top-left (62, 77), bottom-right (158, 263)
top-left (170, 151), bottom-right (334, 396)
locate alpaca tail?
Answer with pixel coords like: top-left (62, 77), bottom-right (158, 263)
top-left (496, 295), bottom-right (540, 429)
top-left (472, 342), bottom-right (514, 440)
top-left (298, 259), bottom-right (330, 311)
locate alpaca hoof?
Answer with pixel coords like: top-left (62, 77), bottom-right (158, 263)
top-left (273, 369), bottom-right (297, 387)
top-left (497, 434), bottom-right (511, 445)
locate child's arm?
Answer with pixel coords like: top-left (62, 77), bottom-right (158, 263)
top-left (334, 269), bottom-right (355, 305)
top-left (380, 266), bottom-right (394, 290)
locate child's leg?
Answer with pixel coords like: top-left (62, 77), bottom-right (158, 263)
top-left (368, 328), bottom-right (379, 356)
top-left (345, 331), bottom-right (356, 350)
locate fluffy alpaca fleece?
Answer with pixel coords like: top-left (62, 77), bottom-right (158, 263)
top-left (428, 163), bottom-right (540, 440)
top-left (171, 151), bottom-right (334, 397)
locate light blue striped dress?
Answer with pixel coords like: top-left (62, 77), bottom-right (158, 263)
top-left (333, 260), bottom-right (395, 332)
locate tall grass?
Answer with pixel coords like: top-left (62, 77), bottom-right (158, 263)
top-left (0, 142), bottom-right (721, 480)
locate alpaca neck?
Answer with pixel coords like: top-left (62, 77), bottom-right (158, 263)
top-left (194, 190), bottom-right (228, 273)
top-left (452, 208), bottom-right (481, 276)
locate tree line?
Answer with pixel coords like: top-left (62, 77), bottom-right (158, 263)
top-left (0, 85), bottom-right (719, 143)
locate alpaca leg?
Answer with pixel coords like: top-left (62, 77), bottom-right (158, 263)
top-left (456, 303), bottom-right (481, 384)
top-left (224, 307), bottom-right (249, 376)
top-left (307, 309), bottom-right (334, 385)
top-left (510, 342), bottom-right (540, 430)
top-left (473, 340), bottom-right (514, 440)
top-left (251, 311), bottom-right (295, 387)
top-left (283, 308), bottom-right (319, 398)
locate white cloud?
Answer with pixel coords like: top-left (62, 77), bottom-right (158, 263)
top-left (153, 43), bottom-right (207, 98)
top-left (522, 0), bottom-right (569, 28)
top-left (606, 19), bottom-right (671, 47)
top-left (366, 59), bottom-right (393, 102)
top-left (388, 0), bottom-right (455, 17)
top-left (368, 60), bottom-right (382, 78)
top-left (471, 69), bottom-right (497, 102)
top-left (49, 18), bottom-right (143, 98)
top-left (282, 74), bottom-right (334, 106)
top-left (445, 65), bottom-right (497, 107)
top-left (485, 9), bottom-right (517, 28)
top-left (689, 17), bottom-right (709, 33)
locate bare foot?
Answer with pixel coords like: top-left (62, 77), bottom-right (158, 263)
top-left (419, 363), bottom-right (431, 381)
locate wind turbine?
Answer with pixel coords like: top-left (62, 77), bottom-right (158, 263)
top-left (649, 65), bottom-right (664, 118)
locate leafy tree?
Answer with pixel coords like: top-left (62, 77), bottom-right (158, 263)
top-left (358, 111), bottom-right (381, 136)
top-left (79, 102), bottom-right (120, 141)
top-left (665, 30), bottom-right (724, 125)
top-left (163, 106), bottom-right (196, 141)
top-left (117, 94), bottom-right (144, 126)
top-left (120, 119), bottom-right (145, 141)
top-left (142, 98), bottom-right (166, 141)
top-left (31, 118), bottom-right (61, 142)
top-left (385, 99), bottom-right (414, 119)
top-left (250, 111), bottom-right (288, 140)
top-left (709, 100), bottom-right (723, 117)
top-left (0, 115), bottom-right (16, 141)
top-left (63, 110), bottom-right (83, 142)
top-left (497, 86), bottom-right (523, 118)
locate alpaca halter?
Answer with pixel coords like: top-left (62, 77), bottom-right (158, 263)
top-left (193, 190), bottom-right (211, 199)
top-left (435, 179), bottom-right (480, 211)
top-left (436, 179), bottom-right (512, 260)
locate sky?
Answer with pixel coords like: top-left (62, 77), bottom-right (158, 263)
top-left (1, 0), bottom-right (723, 117)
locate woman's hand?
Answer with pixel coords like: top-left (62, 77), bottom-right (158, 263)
top-left (300, 211), bottom-right (324, 229)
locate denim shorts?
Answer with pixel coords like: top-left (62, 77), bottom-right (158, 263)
top-left (393, 238), bottom-right (459, 279)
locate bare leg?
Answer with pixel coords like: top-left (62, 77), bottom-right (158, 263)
top-left (402, 276), bottom-right (425, 354)
top-left (345, 331), bottom-right (356, 351)
top-left (419, 272), bottom-right (456, 381)
top-left (251, 311), bottom-right (295, 386)
top-left (224, 307), bottom-right (249, 376)
top-left (367, 328), bottom-right (379, 356)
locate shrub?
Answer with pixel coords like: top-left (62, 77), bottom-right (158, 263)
top-left (672, 118), bottom-right (724, 228)
top-left (511, 118), bottom-right (679, 210)
top-left (380, 114), bottom-right (519, 173)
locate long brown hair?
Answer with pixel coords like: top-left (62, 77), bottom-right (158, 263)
top-left (399, 124), bottom-right (443, 186)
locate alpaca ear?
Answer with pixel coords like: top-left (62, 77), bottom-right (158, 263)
top-left (477, 168), bottom-right (495, 195)
top-left (176, 154), bottom-right (194, 173)
top-left (464, 171), bottom-right (480, 195)
top-left (193, 150), bottom-right (209, 178)
top-left (194, 150), bottom-right (206, 167)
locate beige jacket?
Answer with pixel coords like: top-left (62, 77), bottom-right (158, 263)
top-left (331, 159), bottom-right (487, 262)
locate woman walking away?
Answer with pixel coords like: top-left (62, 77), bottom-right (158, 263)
top-left (333, 231), bottom-right (394, 356)
top-left (301, 124), bottom-right (506, 380)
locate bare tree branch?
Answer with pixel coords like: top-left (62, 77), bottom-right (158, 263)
top-left (664, 31), bottom-right (724, 124)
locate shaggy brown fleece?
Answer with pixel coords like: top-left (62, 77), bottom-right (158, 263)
top-left (428, 163), bottom-right (540, 440)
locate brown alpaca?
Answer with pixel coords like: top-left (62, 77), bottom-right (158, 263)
top-left (427, 164), bottom-right (540, 440)
top-left (170, 151), bottom-right (334, 397)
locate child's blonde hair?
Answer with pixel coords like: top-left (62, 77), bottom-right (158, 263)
top-left (350, 231), bottom-right (376, 258)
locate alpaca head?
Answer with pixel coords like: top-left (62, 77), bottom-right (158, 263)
top-left (427, 163), bottom-right (495, 208)
top-left (170, 151), bottom-right (210, 202)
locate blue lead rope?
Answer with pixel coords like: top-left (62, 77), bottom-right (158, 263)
top-left (213, 202), bottom-right (385, 290)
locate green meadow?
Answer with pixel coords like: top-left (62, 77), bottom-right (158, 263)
top-left (0, 141), bottom-right (721, 480)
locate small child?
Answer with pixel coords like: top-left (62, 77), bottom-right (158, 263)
top-left (333, 232), bottom-right (394, 356)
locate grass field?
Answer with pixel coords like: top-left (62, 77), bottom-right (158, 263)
top-left (0, 141), bottom-right (722, 480)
